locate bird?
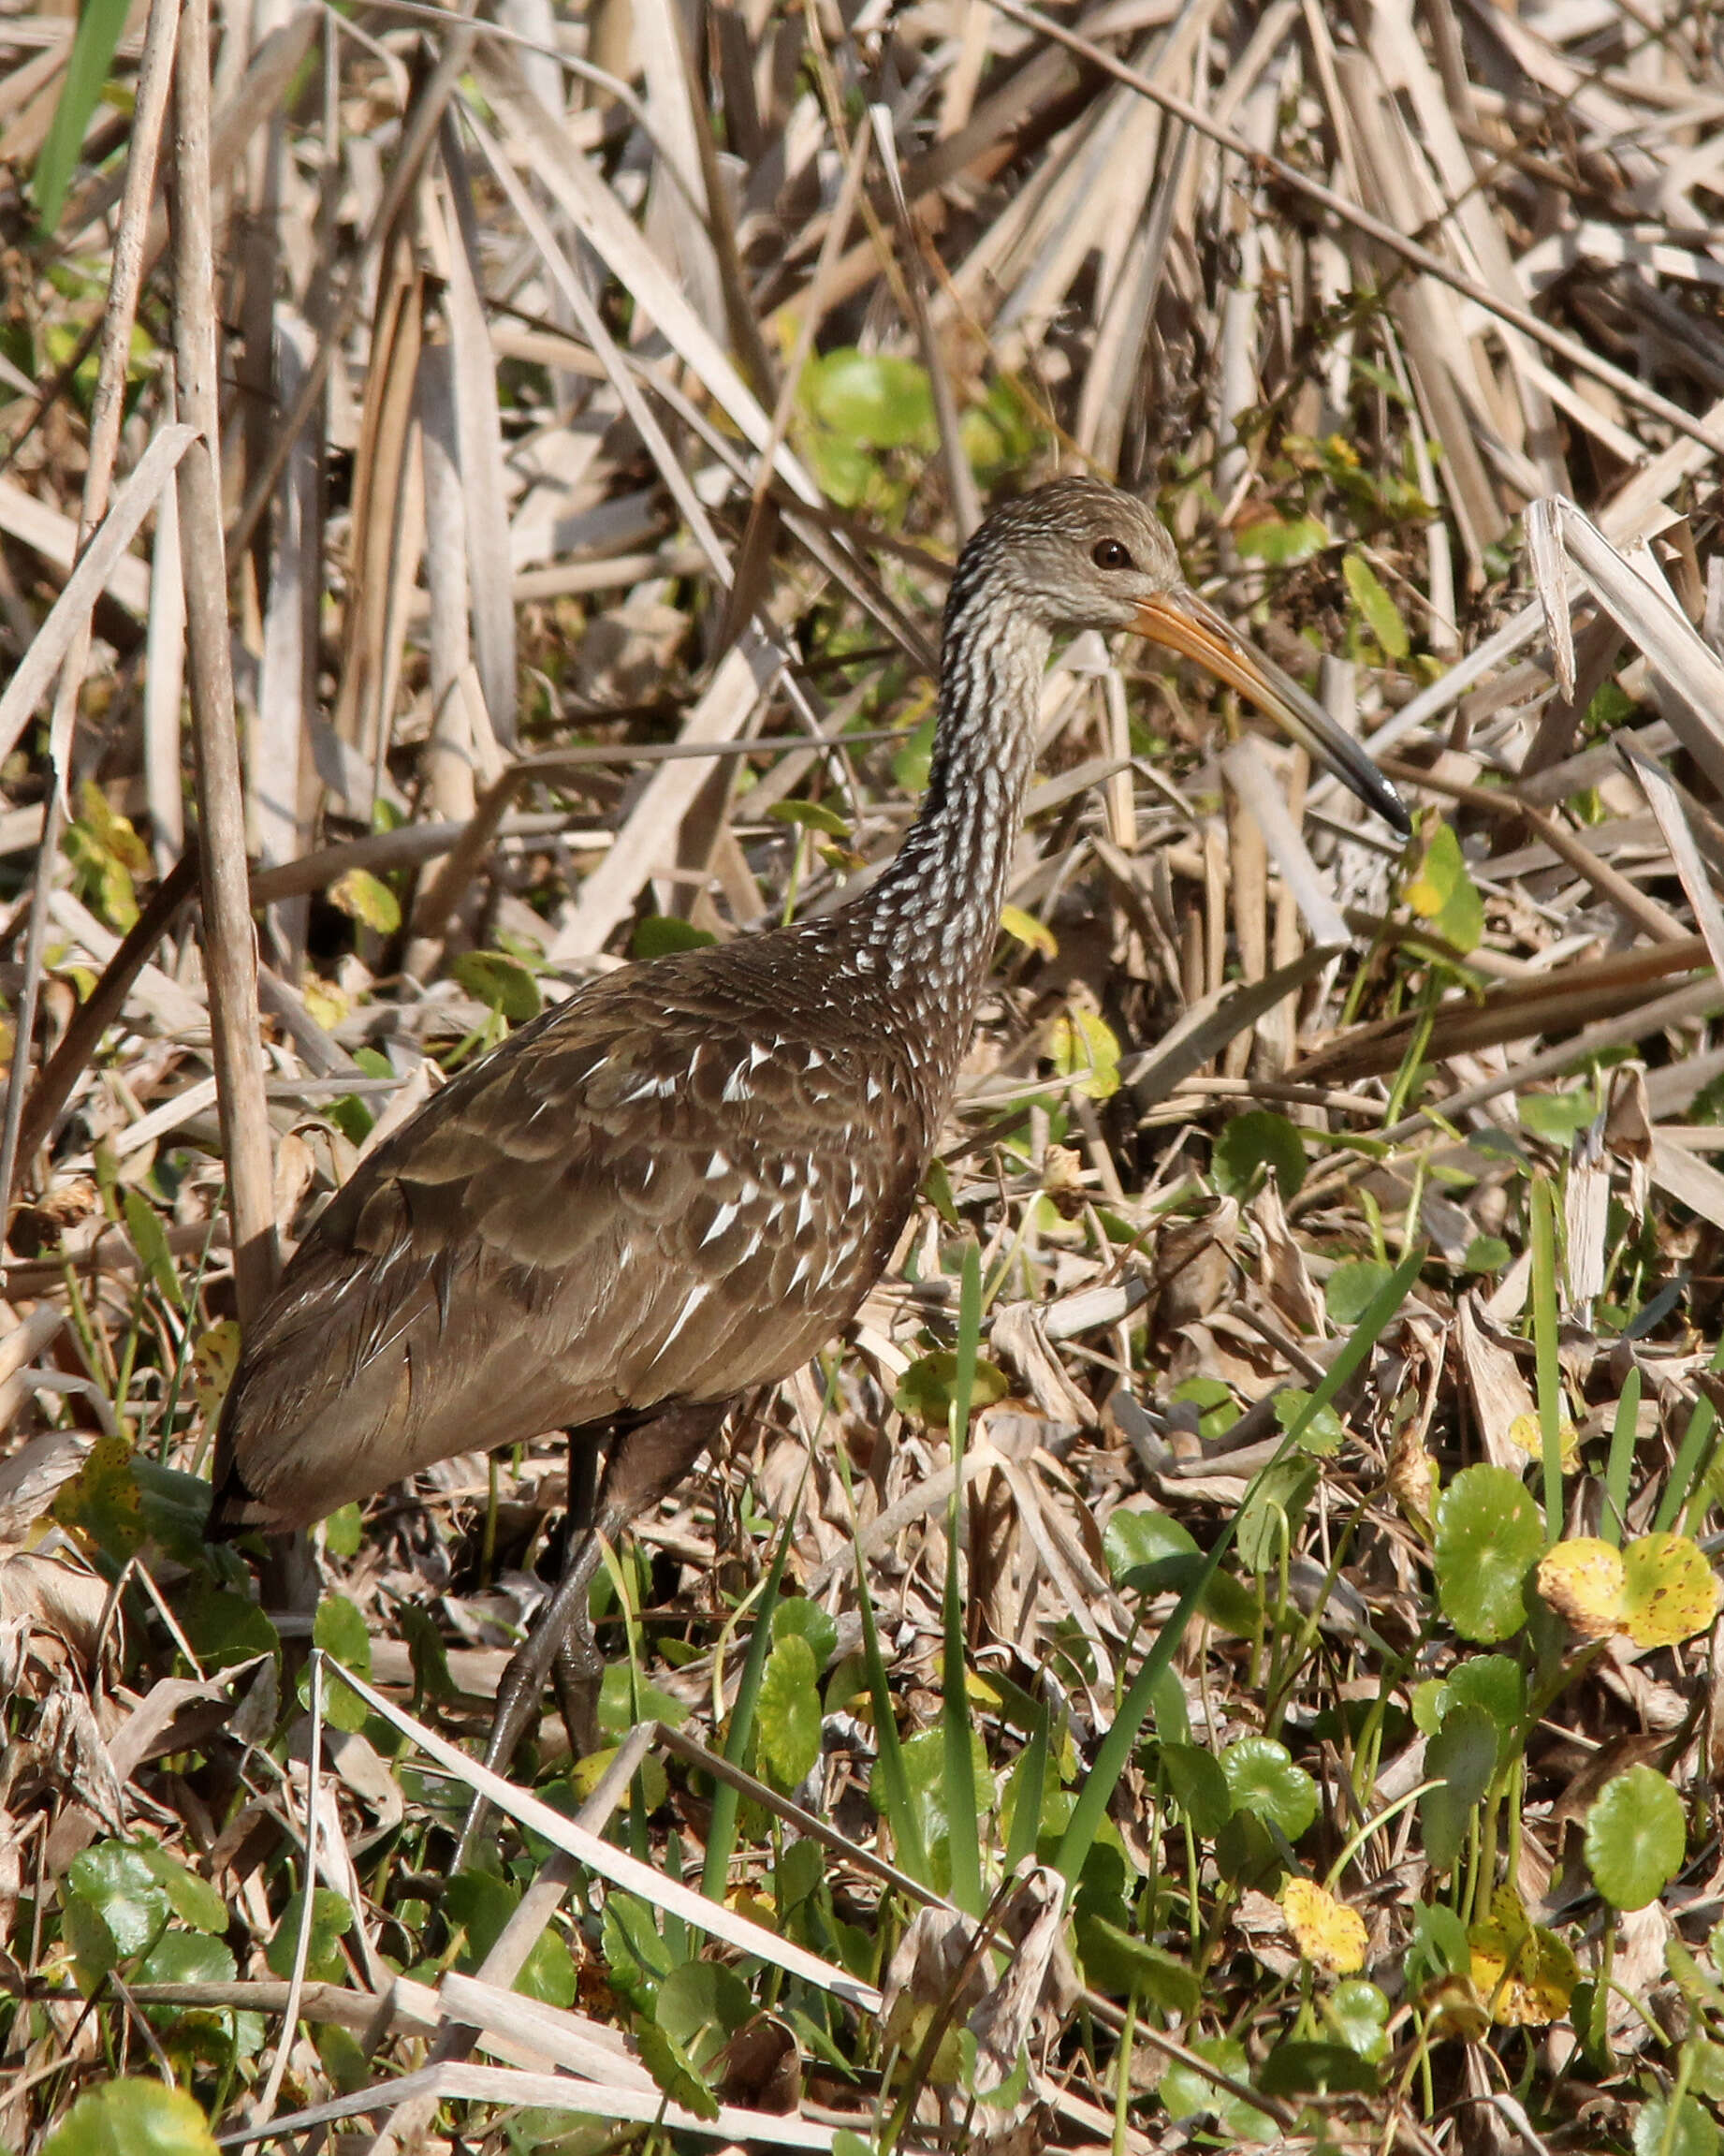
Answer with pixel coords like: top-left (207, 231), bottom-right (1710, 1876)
top-left (208, 477), bottom-right (1409, 1853)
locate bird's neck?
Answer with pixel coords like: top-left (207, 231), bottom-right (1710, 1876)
top-left (836, 600), bottom-right (1050, 1084)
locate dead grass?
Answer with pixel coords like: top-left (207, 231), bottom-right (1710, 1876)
top-left (3, 0), bottom-right (1724, 2149)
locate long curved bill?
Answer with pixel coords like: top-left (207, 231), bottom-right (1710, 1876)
top-left (1132, 591), bottom-right (1412, 838)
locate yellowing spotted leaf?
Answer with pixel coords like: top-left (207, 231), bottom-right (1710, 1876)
top-left (1619, 1533), bottom-right (1719, 1648)
top-left (1046, 1008), bottom-right (1121, 1101)
top-left (1425, 1977), bottom-right (1489, 2042)
top-left (1536, 1538), bottom-right (1625, 1640)
top-left (192, 1322), bottom-right (242, 1425)
top-left (1538, 1533), bottom-right (1718, 1649)
top-left (1506, 1411), bottom-right (1580, 1469)
top-left (1467, 1913), bottom-right (1576, 2026)
top-left (1387, 1423), bottom-right (1438, 1538)
top-left (301, 977), bottom-right (350, 1032)
top-left (999, 904), bottom-right (1057, 959)
top-left (1281, 1879), bottom-right (1367, 1975)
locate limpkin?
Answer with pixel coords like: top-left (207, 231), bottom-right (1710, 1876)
top-left (210, 479), bottom-right (1408, 1848)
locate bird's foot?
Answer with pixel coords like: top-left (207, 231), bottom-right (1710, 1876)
top-left (452, 1534), bottom-right (604, 1872)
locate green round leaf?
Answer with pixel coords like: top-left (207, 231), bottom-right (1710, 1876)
top-left (770, 1595), bottom-right (840, 1672)
top-left (137, 1843), bottom-right (228, 1936)
top-left (1519, 1086), bottom-right (1598, 1143)
top-left (1323, 1980), bottom-right (1391, 2062)
top-left (1342, 550), bottom-right (1410, 662)
top-left (655, 1959), bottom-right (754, 2068)
top-left (1404, 822), bottom-right (1482, 953)
top-left (1325, 1258), bottom-right (1393, 1328)
top-left (635, 2017), bottom-right (721, 2121)
top-left (1103, 1506), bottom-right (1196, 1586)
top-left (265, 1888), bottom-right (354, 1983)
top-left (312, 1593), bottom-right (372, 1675)
top-left (1586, 1766), bottom-right (1686, 1913)
top-left (1434, 1465), bottom-right (1542, 1642)
top-left (1220, 1736), bottom-right (1319, 1840)
top-left (1259, 2039), bottom-right (1378, 2096)
top-left (1235, 513), bottom-right (1329, 565)
top-left (757, 1632), bottom-right (822, 1788)
top-left (1159, 1741), bottom-right (1233, 1839)
top-left (894, 1351), bottom-right (1011, 1429)
top-left (767, 798), bottom-right (850, 837)
top-left (172, 1579), bottom-right (280, 1671)
top-left (67, 1842), bottom-right (168, 1957)
top-left (451, 947), bottom-right (542, 1019)
top-left (1160, 2036), bottom-right (1278, 2143)
top-left (804, 349), bottom-right (935, 448)
top-left (1634, 2095), bottom-right (1718, 2156)
top-left (134, 1930), bottom-right (236, 1990)
top-left (1406, 1899), bottom-right (1470, 1989)
top-left (517, 1928), bottom-right (577, 2007)
top-left (1439, 1654), bottom-right (1526, 1750)
top-left (1421, 1701), bottom-right (1498, 1875)
top-left (1074, 1912), bottom-right (1200, 2009)
top-left (323, 1503), bottom-right (364, 1558)
top-left (43, 2081), bottom-right (218, 2156)
top-left (1235, 1459), bottom-right (1319, 1577)
top-left (1213, 1111), bottom-right (1307, 1202)
top-left (631, 916), bottom-right (719, 962)
top-left (1273, 1387), bottom-right (1344, 1458)
top-left (62, 1896), bottom-right (122, 1989)
top-left (304, 1593), bottom-right (373, 1733)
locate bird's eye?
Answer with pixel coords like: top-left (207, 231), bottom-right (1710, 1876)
top-left (1092, 538), bottom-right (1133, 570)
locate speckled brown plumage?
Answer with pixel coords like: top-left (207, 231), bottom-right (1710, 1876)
top-left (209, 478), bottom-right (1406, 1813)
top-left (212, 943), bottom-right (928, 1526)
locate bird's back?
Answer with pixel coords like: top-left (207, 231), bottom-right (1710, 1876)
top-left (210, 929), bottom-right (935, 1533)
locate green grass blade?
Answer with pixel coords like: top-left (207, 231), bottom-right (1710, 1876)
top-left (1002, 1700), bottom-right (1049, 1874)
top-left (33, 0), bottom-right (131, 233)
top-left (942, 1240), bottom-right (985, 1916)
top-left (833, 1420), bottom-right (928, 1884)
top-left (1530, 1172), bottom-right (1564, 1542)
top-left (1054, 1246), bottom-right (1424, 1889)
top-left (700, 1494), bottom-right (800, 1902)
top-left (1601, 1367), bottom-right (1640, 1547)
top-left (1656, 1337), bottom-right (1724, 1533)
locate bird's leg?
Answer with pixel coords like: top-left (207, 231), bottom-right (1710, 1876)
top-left (549, 1430), bottom-right (603, 1757)
top-left (454, 1400), bottom-right (730, 1870)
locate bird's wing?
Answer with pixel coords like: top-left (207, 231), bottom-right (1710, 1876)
top-left (212, 951), bottom-right (924, 1529)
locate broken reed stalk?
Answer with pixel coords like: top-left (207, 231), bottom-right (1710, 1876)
top-left (226, 17), bottom-right (480, 563)
top-left (168, 0), bottom-right (279, 1323)
top-left (0, 0), bottom-right (183, 1247)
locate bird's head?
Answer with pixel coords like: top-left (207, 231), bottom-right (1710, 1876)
top-left (953, 477), bottom-right (1411, 837)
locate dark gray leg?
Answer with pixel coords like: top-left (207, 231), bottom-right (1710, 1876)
top-left (549, 1430), bottom-right (603, 1755)
top-left (453, 1400), bottom-right (729, 1870)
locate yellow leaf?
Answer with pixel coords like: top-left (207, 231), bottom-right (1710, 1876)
top-left (329, 868), bottom-right (402, 934)
top-left (1387, 1422), bottom-right (1438, 1538)
top-left (1425, 1976), bottom-right (1489, 2041)
top-left (1046, 1008), bottom-right (1121, 1100)
top-left (1506, 1410), bottom-right (1579, 1468)
top-left (1537, 1532), bottom-right (1719, 1649)
top-left (301, 978), bottom-right (349, 1033)
top-left (1281, 1879), bottom-right (1367, 1975)
top-left (1619, 1532), bottom-right (1719, 1649)
top-left (193, 1322), bottom-right (242, 1424)
top-left (1536, 1537), bottom-right (1625, 1640)
top-left (999, 904), bottom-right (1058, 959)
top-left (1468, 1894), bottom-right (1575, 2026)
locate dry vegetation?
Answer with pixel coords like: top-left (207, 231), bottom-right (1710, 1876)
top-left (4, 0), bottom-right (1724, 2148)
